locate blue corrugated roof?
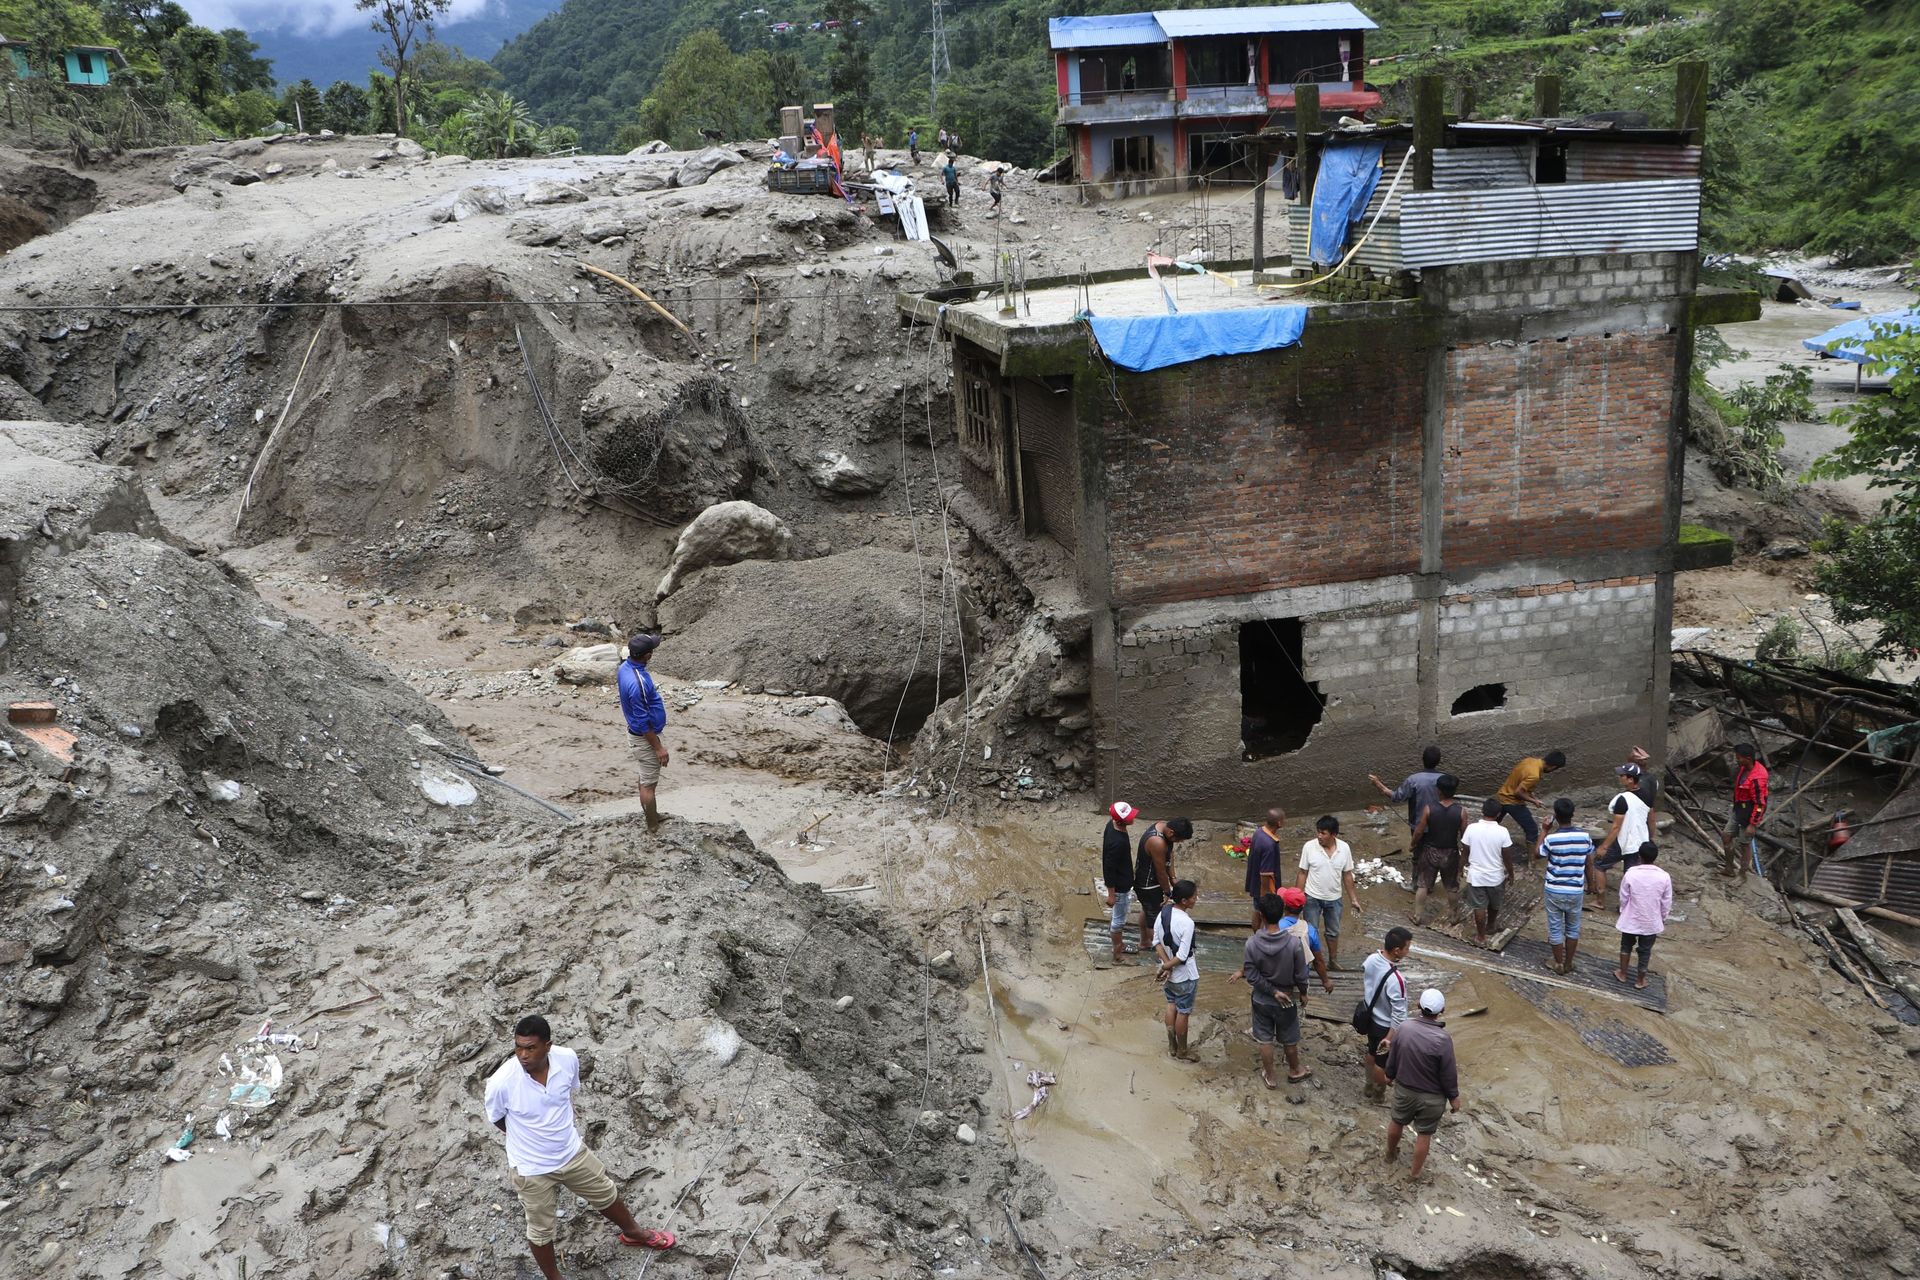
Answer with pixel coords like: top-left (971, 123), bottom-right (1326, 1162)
top-left (1153, 3), bottom-right (1377, 38)
top-left (1802, 309), bottom-right (1920, 367)
top-left (1048, 14), bottom-right (1169, 49)
top-left (1050, 3), bottom-right (1376, 48)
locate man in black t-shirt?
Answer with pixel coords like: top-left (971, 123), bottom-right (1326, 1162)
top-left (1102, 801), bottom-right (1139, 962)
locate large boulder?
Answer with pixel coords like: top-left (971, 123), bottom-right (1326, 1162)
top-left (629, 139), bottom-right (671, 155)
top-left (524, 180), bottom-right (587, 206)
top-left (655, 500), bottom-right (791, 601)
top-left (673, 147), bottom-right (744, 188)
top-left (551, 643), bottom-right (621, 685)
top-left (805, 450), bottom-right (891, 496)
top-left (431, 186), bottom-right (510, 222)
top-left (655, 548), bottom-right (976, 736)
top-left (578, 366), bottom-right (758, 522)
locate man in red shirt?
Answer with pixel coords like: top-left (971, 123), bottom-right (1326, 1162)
top-left (1720, 741), bottom-right (1769, 880)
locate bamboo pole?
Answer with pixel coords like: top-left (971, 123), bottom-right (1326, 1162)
top-left (1788, 887), bottom-right (1920, 932)
top-left (578, 263), bottom-right (692, 335)
top-left (1835, 908), bottom-right (1920, 1010)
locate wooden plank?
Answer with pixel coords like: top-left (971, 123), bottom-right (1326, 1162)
top-left (1835, 909), bottom-right (1920, 1011)
top-left (1405, 930), bottom-right (1669, 1014)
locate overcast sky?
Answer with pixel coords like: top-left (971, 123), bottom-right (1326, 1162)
top-left (184, 0), bottom-right (503, 36)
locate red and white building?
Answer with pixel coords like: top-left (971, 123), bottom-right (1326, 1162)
top-left (1050, 3), bottom-right (1382, 192)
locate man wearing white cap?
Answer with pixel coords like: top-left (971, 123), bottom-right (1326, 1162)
top-left (1101, 801), bottom-right (1139, 963)
top-left (1383, 988), bottom-right (1460, 1179)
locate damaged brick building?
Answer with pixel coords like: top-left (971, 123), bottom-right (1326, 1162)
top-left (901, 67), bottom-right (1756, 815)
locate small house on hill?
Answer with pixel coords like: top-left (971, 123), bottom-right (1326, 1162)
top-left (1, 39), bottom-right (128, 86)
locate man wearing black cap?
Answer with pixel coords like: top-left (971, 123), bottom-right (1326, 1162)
top-left (1594, 763), bottom-right (1651, 883)
top-left (617, 634), bottom-right (669, 831)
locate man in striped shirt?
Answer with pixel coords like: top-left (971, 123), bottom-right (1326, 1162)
top-left (1540, 798), bottom-right (1599, 974)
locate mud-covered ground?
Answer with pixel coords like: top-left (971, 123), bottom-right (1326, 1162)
top-left (3, 138), bottom-right (1920, 1280)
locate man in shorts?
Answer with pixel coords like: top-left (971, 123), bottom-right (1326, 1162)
top-left (1134, 816), bottom-right (1191, 955)
top-left (1101, 801), bottom-right (1139, 963)
top-left (1541, 797), bottom-right (1598, 974)
top-left (1462, 797), bottom-right (1515, 947)
top-left (1384, 989), bottom-right (1461, 1179)
top-left (617, 633), bottom-right (669, 831)
top-left (1359, 926), bottom-right (1411, 1103)
top-left (1494, 749), bottom-right (1566, 863)
top-left (1407, 773), bottom-right (1465, 926)
top-left (1593, 763), bottom-right (1652, 881)
top-left (485, 1015), bottom-right (673, 1275)
top-left (1721, 741), bottom-right (1769, 880)
top-left (1153, 879), bottom-right (1201, 1061)
top-left (1234, 890), bottom-right (1320, 1087)
top-left (1296, 815), bottom-right (1363, 970)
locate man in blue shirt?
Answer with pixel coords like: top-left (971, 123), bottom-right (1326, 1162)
top-left (617, 633), bottom-right (669, 831)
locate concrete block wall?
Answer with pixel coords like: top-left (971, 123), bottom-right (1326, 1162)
top-left (1423, 252), bottom-right (1690, 315)
top-left (1437, 577), bottom-right (1657, 720)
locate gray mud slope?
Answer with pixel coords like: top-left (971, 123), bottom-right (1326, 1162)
top-left (0, 426), bottom-right (1030, 1279)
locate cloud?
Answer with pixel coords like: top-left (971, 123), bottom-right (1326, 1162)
top-left (182, 0), bottom-right (504, 38)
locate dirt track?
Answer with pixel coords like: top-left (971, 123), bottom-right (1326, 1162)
top-left (3, 136), bottom-right (1920, 1279)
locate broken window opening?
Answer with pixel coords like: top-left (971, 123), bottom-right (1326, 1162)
top-left (1111, 135), bottom-right (1156, 177)
top-left (1451, 682), bottom-right (1508, 715)
top-left (1240, 619), bottom-right (1324, 759)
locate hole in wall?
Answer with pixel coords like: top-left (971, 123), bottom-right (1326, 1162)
top-left (1451, 682), bottom-right (1508, 715)
top-left (1240, 618), bottom-right (1324, 758)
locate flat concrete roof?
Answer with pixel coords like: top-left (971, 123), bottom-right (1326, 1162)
top-left (944, 270), bottom-right (1309, 331)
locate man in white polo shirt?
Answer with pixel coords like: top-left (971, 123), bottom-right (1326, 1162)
top-left (484, 1014), bottom-right (674, 1275)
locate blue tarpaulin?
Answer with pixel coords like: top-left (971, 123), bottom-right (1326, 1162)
top-left (1309, 142), bottom-right (1383, 265)
top-left (1088, 306), bottom-right (1308, 372)
top-left (1802, 309), bottom-right (1920, 366)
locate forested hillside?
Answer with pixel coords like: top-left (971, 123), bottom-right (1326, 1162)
top-left (494, 0), bottom-right (1917, 263)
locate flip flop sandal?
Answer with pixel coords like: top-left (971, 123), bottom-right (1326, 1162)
top-left (1287, 1069), bottom-right (1313, 1082)
top-left (618, 1229), bottom-right (676, 1251)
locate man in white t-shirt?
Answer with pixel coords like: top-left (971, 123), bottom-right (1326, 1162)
top-left (1462, 798), bottom-right (1515, 947)
top-left (1295, 815), bottom-right (1364, 971)
top-left (1593, 763), bottom-right (1653, 892)
top-left (1153, 879), bottom-right (1202, 1062)
top-left (484, 1015), bottom-right (674, 1275)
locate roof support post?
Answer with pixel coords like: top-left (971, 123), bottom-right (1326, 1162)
top-left (1251, 140), bottom-right (1268, 272)
top-left (1533, 73), bottom-right (1561, 118)
top-left (1674, 59), bottom-right (1707, 143)
top-left (1412, 73), bottom-right (1443, 191)
top-left (1294, 81), bottom-right (1320, 203)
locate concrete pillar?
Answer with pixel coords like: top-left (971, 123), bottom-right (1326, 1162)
top-left (1533, 73), bottom-right (1561, 118)
top-left (1674, 60), bottom-right (1707, 142)
top-left (1294, 82), bottom-right (1320, 203)
top-left (1412, 74), bottom-right (1444, 191)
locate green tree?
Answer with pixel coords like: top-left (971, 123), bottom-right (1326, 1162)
top-left (633, 30), bottom-right (769, 150)
top-left (356, 0), bottom-right (451, 135)
top-left (766, 50), bottom-right (803, 121)
top-left (208, 86), bottom-right (276, 135)
top-left (162, 25), bottom-right (227, 110)
top-left (281, 78), bottom-right (321, 131)
top-left (318, 79), bottom-right (369, 134)
top-left (216, 27), bottom-right (272, 92)
top-left (1809, 329), bottom-right (1920, 657)
top-left (824, 0), bottom-right (873, 137)
top-left (462, 87), bottom-right (534, 157)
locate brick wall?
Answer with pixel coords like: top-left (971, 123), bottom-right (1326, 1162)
top-left (1441, 331), bottom-right (1674, 571)
top-left (1094, 338), bottom-right (1426, 608)
top-left (1423, 253), bottom-right (1690, 314)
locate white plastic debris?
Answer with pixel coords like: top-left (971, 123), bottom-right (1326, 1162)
top-left (162, 1148), bottom-right (192, 1164)
top-left (418, 771), bottom-right (478, 807)
top-left (1354, 858), bottom-right (1407, 888)
top-left (207, 778), bottom-right (243, 803)
top-left (702, 1023), bottom-right (742, 1066)
top-left (215, 1113), bottom-right (233, 1141)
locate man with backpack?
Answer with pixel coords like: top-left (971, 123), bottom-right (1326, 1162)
top-left (1357, 926), bottom-right (1412, 1103)
top-left (1153, 879), bottom-right (1202, 1061)
top-left (1234, 888), bottom-right (1331, 1087)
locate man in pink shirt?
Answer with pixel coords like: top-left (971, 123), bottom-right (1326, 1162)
top-left (1614, 841), bottom-right (1673, 990)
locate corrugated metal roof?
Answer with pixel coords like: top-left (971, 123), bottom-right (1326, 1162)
top-left (1396, 177), bottom-right (1700, 266)
top-left (1811, 852), bottom-right (1920, 917)
top-left (1567, 142), bottom-right (1702, 182)
top-left (1154, 3), bottom-right (1378, 37)
top-left (1048, 14), bottom-right (1168, 49)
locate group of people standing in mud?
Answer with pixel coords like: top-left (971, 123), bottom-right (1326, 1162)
top-left (1098, 738), bottom-right (1771, 1177)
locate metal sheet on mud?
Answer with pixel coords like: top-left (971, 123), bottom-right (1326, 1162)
top-left (1506, 978), bottom-right (1676, 1067)
top-left (1408, 931), bottom-right (1669, 1013)
top-left (1079, 919), bottom-right (1460, 1022)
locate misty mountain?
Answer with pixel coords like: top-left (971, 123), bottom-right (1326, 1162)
top-left (242, 0), bottom-right (564, 93)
